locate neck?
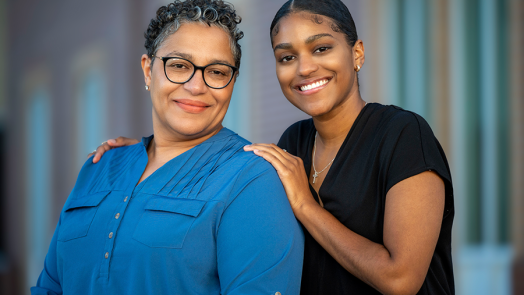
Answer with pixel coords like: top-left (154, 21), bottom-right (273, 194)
top-left (149, 121), bottom-right (223, 164)
top-left (313, 97), bottom-right (366, 148)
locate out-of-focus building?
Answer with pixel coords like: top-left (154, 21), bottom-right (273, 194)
top-left (0, 0), bottom-right (522, 294)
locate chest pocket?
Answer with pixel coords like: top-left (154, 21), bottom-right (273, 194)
top-left (58, 191), bottom-right (110, 242)
top-left (133, 197), bottom-right (206, 249)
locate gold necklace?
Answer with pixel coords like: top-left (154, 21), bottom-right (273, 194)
top-left (312, 132), bottom-right (335, 184)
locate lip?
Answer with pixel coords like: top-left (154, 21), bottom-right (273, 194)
top-left (293, 77), bottom-right (332, 95)
top-left (173, 98), bottom-right (211, 114)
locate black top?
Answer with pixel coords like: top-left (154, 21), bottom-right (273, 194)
top-left (278, 103), bottom-right (455, 295)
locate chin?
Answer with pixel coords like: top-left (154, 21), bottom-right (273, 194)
top-left (177, 126), bottom-right (211, 137)
top-left (166, 120), bottom-right (210, 138)
top-left (294, 101), bottom-right (332, 118)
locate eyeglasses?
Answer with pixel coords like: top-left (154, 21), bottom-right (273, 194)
top-left (153, 56), bottom-right (237, 89)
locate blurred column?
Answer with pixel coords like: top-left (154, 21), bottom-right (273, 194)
top-left (480, 0), bottom-right (499, 248)
top-left (402, 0), bottom-right (428, 119)
top-left (377, 0), bottom-right (401, 106)
top-left (509, 0), bottom-right (524, 294)
top-left (356, 0), bottom-right (380, 103)
top-left (24, 87), bottom-right (52, 291)
top-left (0, 0), bottom-right (5, 122)
top-left (449, 0), bottom-right (468, 254)
top-left (0, 0), bottom-right (8, 292)
top-left (427, 0), bottom-right (450, 151)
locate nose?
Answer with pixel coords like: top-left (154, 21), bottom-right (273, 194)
top-left (297, 55), bottom-right (319, 77)
top-left (183, 69), bottom-right (208, 95)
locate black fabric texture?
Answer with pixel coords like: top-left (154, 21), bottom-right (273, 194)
top-left (277, 103), bottom-right (455, 295)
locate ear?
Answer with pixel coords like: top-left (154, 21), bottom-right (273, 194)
top-left (141, 54), bottom-right (152, 87)
top-left (353, 40), bottom-right (365, 68)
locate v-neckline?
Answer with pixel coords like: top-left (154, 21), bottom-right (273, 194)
top-left (134, 143), bottom-right (196, 189)
top-left (305, 103), bottom-right (371, 203)
top-left (134, 128), bottom-right (236, 191)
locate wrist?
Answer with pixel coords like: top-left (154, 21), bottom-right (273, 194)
top-left (293, 197), bottom-right (321, 220)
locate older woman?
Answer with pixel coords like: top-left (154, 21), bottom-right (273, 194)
top-left (31, 1), bottom-right (304, 294)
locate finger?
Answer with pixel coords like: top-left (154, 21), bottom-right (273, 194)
top-left (92, 142), bottom-right (112, 163)
top-left (245, 144), bottom-right (288, 158)
top-left (252, 146), bottom-right (302, 175)
top-left (108, 136), bottom-right (140, 147)
top-left (245, 144), bottom-right (295, 163)
top-left (244, 143), bottom-right (276, 150)
top-left (251, 149), bottom-right (291, 178)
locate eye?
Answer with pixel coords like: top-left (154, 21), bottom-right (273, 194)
top-left (167, 61), bottom-right (190, 69)
top-left (314, 46), bottom-right (331, 54)
top-left (208, 69), bottom-right (227, 76)
top-left (280, 55), bottom-right (295, 63)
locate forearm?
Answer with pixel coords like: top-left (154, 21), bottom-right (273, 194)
top-left (295, 200), bottom-right (420, 295)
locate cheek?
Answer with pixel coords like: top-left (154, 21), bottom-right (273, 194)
top-left (212, 89), bottom-right (233, 107)
top-left (275, 66), bottom-right (294, 89)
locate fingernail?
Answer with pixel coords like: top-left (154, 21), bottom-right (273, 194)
top-left (108, 139), bottom-right (116, 144)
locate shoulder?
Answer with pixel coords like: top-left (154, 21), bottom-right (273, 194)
top-left (366, 104), bottom-right (435, 140)
top-left (83, 142), bottom-right (143, 174)
top-left (220, 132), bottom-right (278, 176)
top-left (210, 132), bottom-right (284, 203)
top-left (73, 143), bottom-right (144, 196)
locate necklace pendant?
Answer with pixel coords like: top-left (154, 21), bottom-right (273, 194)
top-left (312, 172), bottom-right (319, 184)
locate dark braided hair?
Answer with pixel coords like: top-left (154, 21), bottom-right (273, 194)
top-left (270, 0), bottom-right (358, 48)
top-left (145, 0), bottom-right (243, 71)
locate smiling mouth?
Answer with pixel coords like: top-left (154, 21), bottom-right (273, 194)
top-left (174, 99), bottom-right (211, 114)
top-left (297, 79), bottom-right (330, 92)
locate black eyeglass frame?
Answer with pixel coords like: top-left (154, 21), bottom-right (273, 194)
top-left (153, 55), bottom-right (238, 89)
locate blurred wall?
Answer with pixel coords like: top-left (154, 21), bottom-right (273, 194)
top-left (0, 0), bottom-right (522, 294)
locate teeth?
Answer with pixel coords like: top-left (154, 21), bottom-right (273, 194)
top-left (300, 79), bottom-right (328, 91)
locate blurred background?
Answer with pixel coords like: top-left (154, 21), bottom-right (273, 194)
top-left (0, 0), bottom-right (522, 294)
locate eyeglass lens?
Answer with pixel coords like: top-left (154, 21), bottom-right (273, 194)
top-left (164, 58), bottom-right (234, 88)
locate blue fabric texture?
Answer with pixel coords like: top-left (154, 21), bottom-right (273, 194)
top-left (31, 128), bottom-right (304, 295)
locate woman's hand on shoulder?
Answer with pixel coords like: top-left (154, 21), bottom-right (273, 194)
top-left (243, 143), bottom-right (316, 212)
top-left (88, 137), bottom-right (140, 163)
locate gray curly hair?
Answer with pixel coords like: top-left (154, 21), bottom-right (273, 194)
top-left (145, 0), bottom-right (244, 74)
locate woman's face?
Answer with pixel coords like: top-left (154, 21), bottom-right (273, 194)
top-left (272, 12), bottom-right (363, 118)
top-left (142, 22), bottom-right (235, 140)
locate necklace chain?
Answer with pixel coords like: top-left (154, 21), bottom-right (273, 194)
top-left (311, 101), bottom-right (368, 184)
top-left (312, 132), bottom-right (336, 184)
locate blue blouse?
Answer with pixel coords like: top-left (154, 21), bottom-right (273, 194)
top-left (31, 128), bottom-right (304, 295)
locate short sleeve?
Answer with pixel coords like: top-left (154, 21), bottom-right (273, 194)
top-left (381, 110), bottom-right (453, 211)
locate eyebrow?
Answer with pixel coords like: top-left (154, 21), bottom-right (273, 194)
top-left (208, 59), bottom-right (235, 66)
top-left (164, 51), bottom-right (234, 66)
top-left (273, 33), bottom-right (335, 52)
top-left (305, 33), bottom-right (334, 44)
top-left (165, 51), bottom-right (193, 60)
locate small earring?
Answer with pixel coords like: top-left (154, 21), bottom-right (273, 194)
top-left (355, 65), bottom-right (361, 72)
top-left (145, 85), bottom-right (150, 91)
